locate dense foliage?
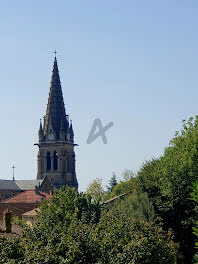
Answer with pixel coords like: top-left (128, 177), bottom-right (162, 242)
top-left (86, 178), bottom-right (104, 202)
top-left (0, 236), bottom-right (24, 264)
top-left (106, 172), bottom-right (118, 192)
top-left (189, 181), bottom-right (198, 263)
top-left (138, 117), bottom-right (198, 263)
top-left (0, 187), bottom-right (179, 263)
top-left (108, 189), bottom-right (155, 222)
top-left (190, 182), bottom-right (198, 246)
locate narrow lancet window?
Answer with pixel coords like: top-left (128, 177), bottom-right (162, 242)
top-left (47, 152), bottom-right (51, 170)
top-left (54, 151), bottom-right (58, 170)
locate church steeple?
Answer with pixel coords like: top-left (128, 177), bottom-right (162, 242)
top-left (43, 56), bottom-right (69, 141)
top-left (36, 55), bottom-right (78, 191)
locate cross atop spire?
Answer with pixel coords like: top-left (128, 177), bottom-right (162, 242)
top-left (12, 165), bottom-right (15, 181)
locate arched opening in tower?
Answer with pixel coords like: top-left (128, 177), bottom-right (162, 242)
top-left (54, 151), bottom-right (58, 170)
top-left (47, 152), bottom-right (51, 170)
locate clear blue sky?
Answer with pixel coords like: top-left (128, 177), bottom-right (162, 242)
top-left (0, 0), bottom-right (198, 191)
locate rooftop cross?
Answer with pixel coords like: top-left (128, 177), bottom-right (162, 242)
top-left (12, 165), bottom-right (15, 181)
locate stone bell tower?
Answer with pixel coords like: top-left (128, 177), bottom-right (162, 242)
top-left (36, 55), bottom-right (78, 190)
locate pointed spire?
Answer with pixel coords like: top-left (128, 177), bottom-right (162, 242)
top-left (39, 119), bottom-right (42, 130)
top-left (69, 120), bottom-right (74, 142)
top-left (69, 119), bottom-right (73, 131)
top-left (60, 119), bottom-right (64, 130)
top-left (43, 55), bottom-right (69, 139)
top-left (39, 119), bottom-right (44, 142)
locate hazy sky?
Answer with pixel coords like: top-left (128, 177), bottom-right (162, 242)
top-left (0, 1), bottom-right (198, 191)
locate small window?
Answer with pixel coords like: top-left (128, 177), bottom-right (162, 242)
top-left (47, 152), bottom-right (51, 170)
top-left (54, 151), bottom-right (58, 170)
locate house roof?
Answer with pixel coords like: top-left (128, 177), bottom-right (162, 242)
top-left (0, 180), bottom-right (20, 190)
top-left (22, 208), bottom-right (39, 216)
top-left (0, 179), bottom-right (43, 191)
top-left (1, 190), bottom-right (52, 204)
top-left (15, 180), bottom-right (43, 190)
top-left (104, 193), bottom-right (128, 204)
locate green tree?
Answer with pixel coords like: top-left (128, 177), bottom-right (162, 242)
top-left (189, 181), bottom-right (198, 262)
top-left (96, 209), bottom-right (180, 264)
top-left (138, 117), bottom-right (198, 264)
top-left (0, 236), bottom-right (24, 264)
top-left (21, 187), bottom-right (102, 264)
top-left (107, 172), bottom-right (118, 192)
top-left (108, 189), bottom-right (156, 222)
top-left (86, 178), bottom-right (104, 202)
top-left (121, 169), bottom-right (136, 181)
top-left (106, 177), bottom-right (137, 200)
top-left (0, 186), bottom-right (180, 264)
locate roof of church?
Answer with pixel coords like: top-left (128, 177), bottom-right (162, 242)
top-left (1, 190), bottom-right (52, 203)
top-left (0, 179), bottom-right (43, 191)
top-left (43, 56), bottom-right (69, 139)
top-left (15, 180), bottom-right (43, 190)
top-left (0, 180), bottom-right (20, 190)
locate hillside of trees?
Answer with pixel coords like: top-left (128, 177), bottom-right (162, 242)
top-left (1, 116), bottom-right (198, 263)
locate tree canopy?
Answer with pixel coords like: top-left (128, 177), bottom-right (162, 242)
top-left (137, 117), bottom-right (198, 263)
top-left (86, 178), bottom-right (104, 202)
top-left (0, 186), bottom-right (179, 264)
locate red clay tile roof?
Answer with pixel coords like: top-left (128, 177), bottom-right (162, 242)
top-left (22, 208), bottom-right (39, 216)
top-left (1, 190), bottom-right (52, 204)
